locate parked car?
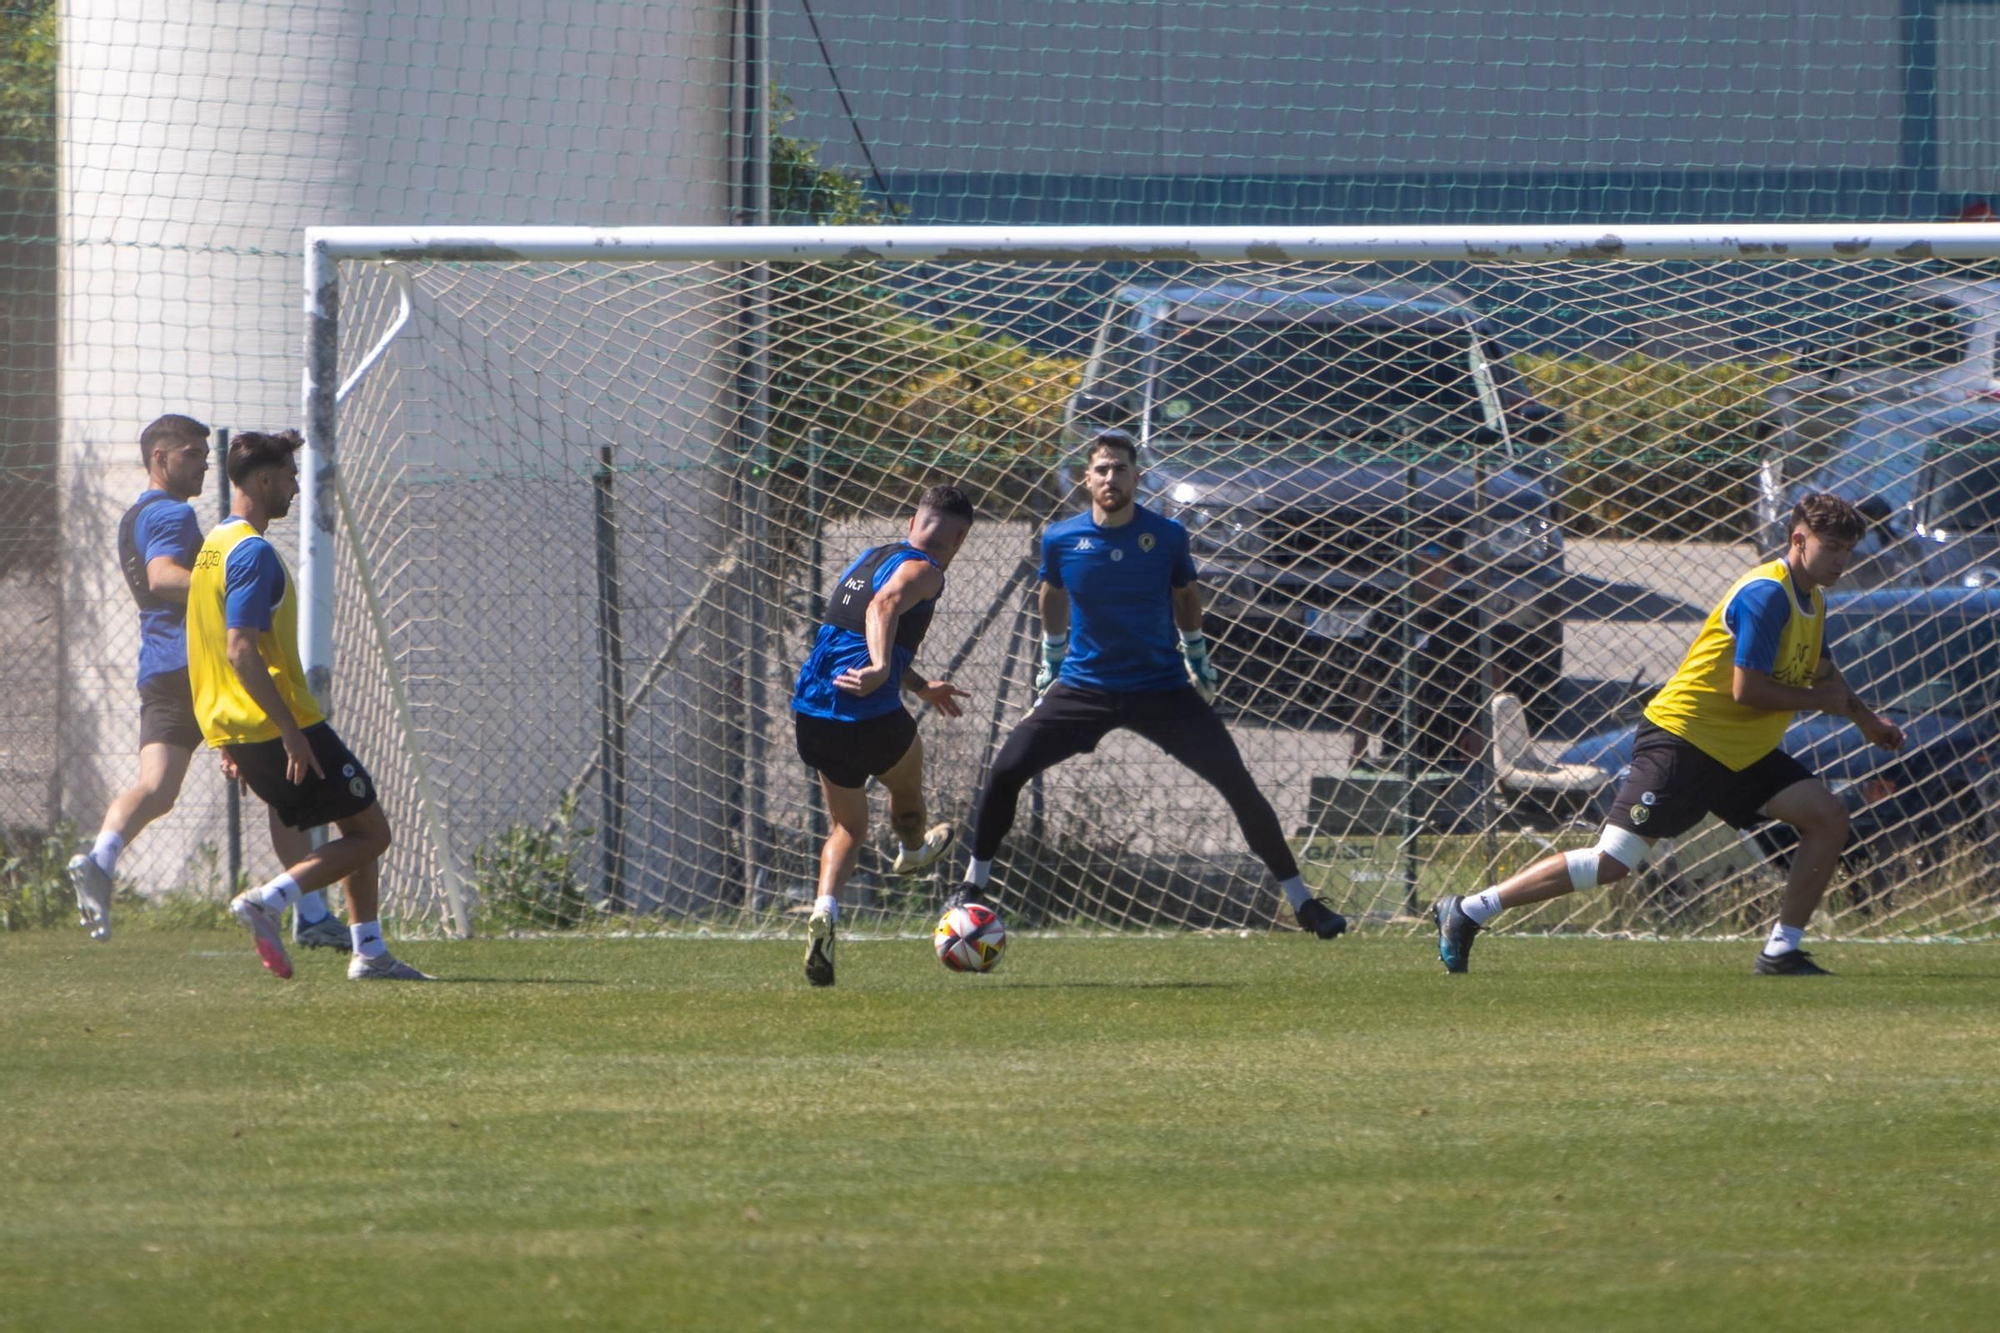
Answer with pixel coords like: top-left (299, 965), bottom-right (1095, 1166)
top-left (1764, 272), bottom-right (2000, 458)
top-left (1065, 278), bottom-right (1568, 723)
top-left (1755, 400), bottom-right (2000, 589)
top-left (1559, 587), bottom-right (2000, 898)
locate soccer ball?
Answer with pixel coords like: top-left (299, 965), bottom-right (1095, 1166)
top-left (934, 903), bottom-right (1007, 973)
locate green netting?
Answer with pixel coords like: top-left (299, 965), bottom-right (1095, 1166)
top-left (6, 2), bottom-right (2000, 934)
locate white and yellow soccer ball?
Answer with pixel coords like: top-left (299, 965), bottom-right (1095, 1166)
top-left (934, 902), bottom-right (1007, 973)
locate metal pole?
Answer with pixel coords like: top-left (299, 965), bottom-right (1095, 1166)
top-left (216, 427), bottom-right (241, 892)
top-left (300, 237), bottom-right (339, 708)
top-left (1398, 441), bottom-right (1421, 917)
top-left (592, 443), bottom-right (628, 911)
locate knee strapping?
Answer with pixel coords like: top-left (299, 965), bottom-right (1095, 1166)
top-left (1566, 827), bottom-right (1651, 889)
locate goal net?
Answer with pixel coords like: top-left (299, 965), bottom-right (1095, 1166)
top-left (310, 225), bottom-right (2000, 942)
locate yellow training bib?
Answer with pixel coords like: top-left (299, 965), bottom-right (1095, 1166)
top-left (186, 519), bottom-right (325, 746)
top-left (1644, 558), bottom-right (1822, 770)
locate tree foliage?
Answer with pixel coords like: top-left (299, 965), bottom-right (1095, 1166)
top-left (1518, 351), bottom-right (1782, 541)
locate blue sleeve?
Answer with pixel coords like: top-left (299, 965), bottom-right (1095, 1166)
top-left (1167, 522), bottom-right (1196, 588)
top-left (138, 501), bottom-right (201, 567)
top-left (223, 538), bottom-right (286, 632)
top-left (1723, 580), bottom-right (1790, 673)
top-left (1038, 528), bottom-right (1063, 588)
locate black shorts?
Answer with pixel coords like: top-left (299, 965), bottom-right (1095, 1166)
top-left (137, 668), bottom-right (203, 750)
top-left (794, 709), bottom-right (918, 789)
top-left (226, 723), bottom-right (379, 830)
top-left (1607, 722), bottom-right (1815, 841)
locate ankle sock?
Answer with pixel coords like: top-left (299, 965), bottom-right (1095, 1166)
top-left (1462, 888), bottom-right (1505, 926)
top-left (965, 858), bottom-right (992, 889)
top-left (814, 894), bottom-right (838, 924)
top-left (1763, 923), bottom-right (1803, 957)
top-left (90, 831), bottom-right (124, 875)
top-left (294, 891), bottom-right (330, 925)
top-left (250, 873), bottom-right (302, 914)
top-left (350, 921), bottom-right (386, 959)
top-left (1278, 876), bottom-right (1311, 910)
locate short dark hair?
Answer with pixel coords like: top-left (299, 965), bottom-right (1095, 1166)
top-left (1087, 428), bottom-right (1138, 466)
top-left (916, 484), bottom-right (976, 524)
top-left (139, 414), bottom-right (209, 468)
top-left (226, 429), bottom-right (304, 486)
top-left (1789, 492), bottom-right (1867, 545)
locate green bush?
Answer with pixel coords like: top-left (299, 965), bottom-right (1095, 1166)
top-left (471, 793), bottom-right (594, 932)
top-left (1517, 351), bottom-right (1786, 541)
top-left (0, 820), bottom-right (73, 931)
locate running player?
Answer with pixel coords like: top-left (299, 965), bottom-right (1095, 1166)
top-left (791, 485), bottom-right (976, 986)
top-left (67, 414), bottom-right (340, 946)
top-left (1434, 493), bottom-right (1905, 976)
top-left (187, 429), bottom-right (428, 981)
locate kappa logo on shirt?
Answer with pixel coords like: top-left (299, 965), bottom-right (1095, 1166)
top-left (1074, 537), bottom-right (1096, 552)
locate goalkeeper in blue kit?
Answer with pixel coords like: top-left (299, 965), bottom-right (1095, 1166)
top-left (954, 430), bottom-right (1348, 938)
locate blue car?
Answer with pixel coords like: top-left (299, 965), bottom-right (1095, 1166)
top-left (1559, 587), bottom-right (2000, 907)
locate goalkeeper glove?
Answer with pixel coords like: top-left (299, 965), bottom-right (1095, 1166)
top-left (1181, 631), bottom-right (1219, 704)
top-left (1034, 634), bottom-right (1067, 704)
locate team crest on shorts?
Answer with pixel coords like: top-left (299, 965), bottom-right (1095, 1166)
top-left (1640, 791), bottom-right (1657, 806)
top-left (1629, 803), bottom-right (1651, 826)
top-left (1138, 532), bottom-right (1156, 553)
top-left (349, 777), bottom-right (368, 798)
top-left (342, 763), bottom-right (356, 778)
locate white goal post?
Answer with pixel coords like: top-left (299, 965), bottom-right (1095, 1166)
top-left (301, 224), bottom-right (2000, 941)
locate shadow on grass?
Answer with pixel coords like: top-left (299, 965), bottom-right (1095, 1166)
top-left (422, 977), bottom-right (609, 986)
top-left (968, 980), bottom-right (1239, 992)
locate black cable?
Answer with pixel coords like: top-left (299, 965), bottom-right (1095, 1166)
top-left (797, 0), bottom-right (897, 208)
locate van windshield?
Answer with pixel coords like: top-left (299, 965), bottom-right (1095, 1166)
top-left (1148, 318), bottom-right (1488, 444)
top-left (1930, 438), bottom-right (2000, 531)
top-left (1832, 299), bottom-right (1971, 372)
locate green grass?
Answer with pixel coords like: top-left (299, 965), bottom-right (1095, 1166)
top-left (2, 931), bottom-right (1997, 1332)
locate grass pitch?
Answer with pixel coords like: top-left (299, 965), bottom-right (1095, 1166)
top-left (2, 930), bottom-right (1996, 1331)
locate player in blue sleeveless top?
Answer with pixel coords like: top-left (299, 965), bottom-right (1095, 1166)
top-left (791, 485), bottom-right (977, 986)
top-left (953, 430), bottom-right (1349, 940)
top-left (66, 414), bottom-right (344, 945)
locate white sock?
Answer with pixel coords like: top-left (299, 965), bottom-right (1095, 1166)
top-left (295, 891), bottom-right (330, 924)
top-left (350, 921), bottom-right (386, 959)
top-left (90, 831), bottom-right (125, 875)
top-left (965, 858), bottom-right (992, 889)
top-left (814, 894), bottom-right (838, 924)
top-left (1763, 923), bottom-right (1803, 957)
top-left (250, 872), bottom-right (302, 913)
top-left (1462, 887), bottom-right (1506, 926)
top-left (1278, 875), bottom-right (1311, 910)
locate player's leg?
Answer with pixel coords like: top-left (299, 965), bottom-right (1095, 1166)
top-left (960, 684), bottom-right (1111, 902)
top-left (879, 731), bottom-right (953, 875)
top-left (327, 804), bottom-right (426, 980)
top-left (69, 740), bottom-right (192, 941)
top-left (1130, 692), bottom-right (1346, 939)
top-left (805, 774), bottom-right (868, 987)
top-left (1750, 772), bottom-right (1848, 976)
top-left (1430, 725), bottom-right (1708, 973)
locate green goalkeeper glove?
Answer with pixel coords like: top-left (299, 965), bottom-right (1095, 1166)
top-left (1181, 631), bottom-right (1219, 705)
top-left (1034, 634), bottom-right (1067, 704)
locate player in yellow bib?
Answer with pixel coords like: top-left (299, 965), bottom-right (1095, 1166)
top-left (189, 429), bottom-right (430, 982)
top-left (1433, 493), bottom-right (1905, 976)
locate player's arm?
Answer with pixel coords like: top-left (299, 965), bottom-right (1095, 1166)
top-left (222, 542), bottom-right (322, 784)
top-left (832, 559), bottom-right (944, 698)
top-left (225, 629), bottom-right (323, 783)
top-left (1725, 581), bottom-right (1849, 716)
top-left (1813, 656), bottom-right (1905, 751)
top-left (1038, 579), bottom-right (1071, 642)
top-left (146, 555), bottom-right (192, 605)
top-left (1170, 577), bottom-right (1220, 703)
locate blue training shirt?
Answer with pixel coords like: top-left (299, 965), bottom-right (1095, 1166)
top-left (220, 523), bottom-right (289, 633)
top-left (130, 491), bottom-right (203, 685)
top-left (791, 546), bottom-right (943, 721)
top-left (1040, 505), bottom-right (1196, 694)
top-left (1723, 577), bottom-right (1810, 674)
